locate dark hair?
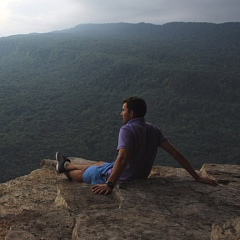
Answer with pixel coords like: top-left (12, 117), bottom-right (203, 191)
top-left (123, 96), bottom-right (147, 118)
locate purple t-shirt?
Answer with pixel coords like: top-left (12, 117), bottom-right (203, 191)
top-left (117, 118), bottom-right (167, 181)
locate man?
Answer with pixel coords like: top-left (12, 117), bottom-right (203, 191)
top-left (56, 96), bottom-right (218, 195)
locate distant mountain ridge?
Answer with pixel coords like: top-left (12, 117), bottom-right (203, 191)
top-left (59, 21), bottom-right (239, 36)
top-left (0, 22), bottom-right (239, 183)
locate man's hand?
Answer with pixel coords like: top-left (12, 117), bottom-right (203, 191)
top-left (196, 176), bottom-right (218, 186)
top-left (92, 184), bottom-right (113, 195)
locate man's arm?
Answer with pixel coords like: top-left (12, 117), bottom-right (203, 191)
top-left (92, 148), bottom-right (131, 195)
top-left (160, 140), bottom-right (218, 186)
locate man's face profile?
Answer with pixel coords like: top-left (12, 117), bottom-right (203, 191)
top-left (121, 103), bottom-right (132, 124)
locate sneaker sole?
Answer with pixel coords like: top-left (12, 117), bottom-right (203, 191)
top-left (56, 152), bottom-right (62, 174)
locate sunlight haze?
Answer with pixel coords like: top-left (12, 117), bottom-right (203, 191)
top-left (1, 0), bottom-right (240, 37)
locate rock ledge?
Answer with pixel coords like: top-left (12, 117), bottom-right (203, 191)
top-left (1, 159), bottom-right (240, 240)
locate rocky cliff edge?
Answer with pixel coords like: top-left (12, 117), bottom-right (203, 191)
top-left (0, 158), bottom-right (240, 240)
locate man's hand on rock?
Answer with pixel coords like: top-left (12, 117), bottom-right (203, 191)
top-left (92, 184), bottom-right (113, 195)
top-left (196, 176), bottom-right (218, 186)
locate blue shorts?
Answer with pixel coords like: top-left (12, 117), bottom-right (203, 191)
top-left (82, 162), bottom-right (114, 185)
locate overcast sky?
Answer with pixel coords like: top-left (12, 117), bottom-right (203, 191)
top-left (1, 0), bottom-right (240, 37)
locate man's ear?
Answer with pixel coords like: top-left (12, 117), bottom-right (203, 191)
top-left (130, 110), bottom-right (136, 118)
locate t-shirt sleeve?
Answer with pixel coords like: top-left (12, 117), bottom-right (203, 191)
top-left (117, 126), bottom-right (134, 151)
top-left (150, 124), bottom-right (167, 146)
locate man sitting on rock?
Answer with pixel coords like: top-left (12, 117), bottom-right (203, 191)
top-left (56, 96), bottom-right (218, 195)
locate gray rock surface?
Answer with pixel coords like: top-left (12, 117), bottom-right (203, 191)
top-left (0, 159), bottom-right (240, 240)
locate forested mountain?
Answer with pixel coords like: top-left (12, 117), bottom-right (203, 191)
top-left (0, 22), bottom-right (239, 183)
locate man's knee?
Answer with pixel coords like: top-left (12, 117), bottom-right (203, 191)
top-left (93, 161), bottom-right (106, 166)
top-left (68, 169), bottom-right (86, 182)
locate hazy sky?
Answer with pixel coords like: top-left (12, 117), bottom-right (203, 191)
top-left (1, 0), bottom-right (240, 37)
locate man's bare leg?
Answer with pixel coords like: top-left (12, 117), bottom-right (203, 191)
top-left (56, 152), bottom-right (106, 182)
top-left (65, 161), bottom-right (105, 171)
top-left (64, 161), bottom-right (106, 182)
